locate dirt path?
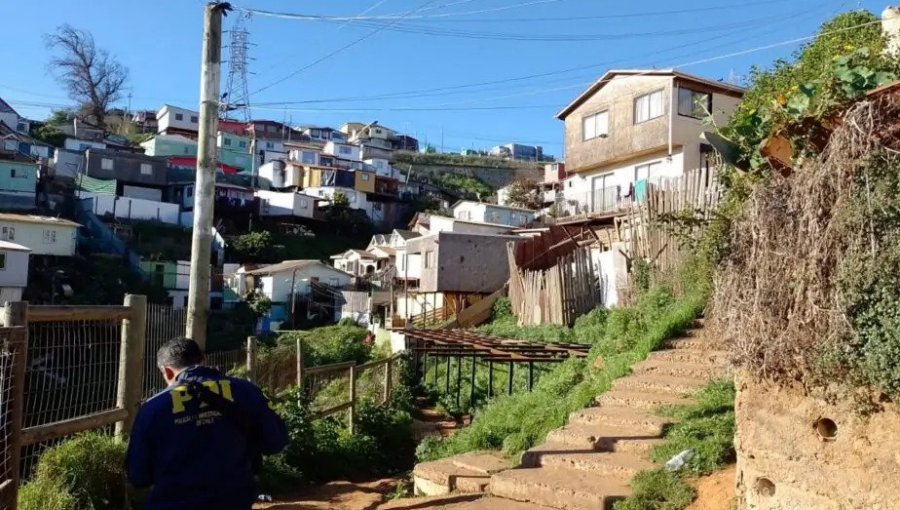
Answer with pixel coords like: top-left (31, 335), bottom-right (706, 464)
top-left (254, 478), bottom-right (403, 510)
top-left (685, 465), bottom-right (736, 510)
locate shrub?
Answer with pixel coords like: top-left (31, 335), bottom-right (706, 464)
top-left (276, 324), bottom-right (371, 367)
top-left (614, 470), bottom-right (696, 510)
top-left (19, 433), bottom-right (129, 510)
top-left (18, 478), bottom-right (77, 510)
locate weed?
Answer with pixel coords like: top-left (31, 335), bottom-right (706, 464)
top-left (613, 470), bottom-right (696, 510)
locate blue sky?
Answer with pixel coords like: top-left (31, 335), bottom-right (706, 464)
top-left (0, 0), bottom-right (886, 157)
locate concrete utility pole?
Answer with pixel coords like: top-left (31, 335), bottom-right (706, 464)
top-left (187, 2), bottom-right (230, 348)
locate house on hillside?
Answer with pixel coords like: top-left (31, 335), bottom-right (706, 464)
top-left (0, 98), bottom-right (29, 135)
top-left (451, 200), bottom-right (536, 228)
top-left (140, 259), bottom-right (225, 309)
top-left (0, 213), bottom-right (79, 256)
top-left (0, 154), bottom-right (37, 211)
top-left (410, 213), bottom-right (514, 236)
top-left (243, 260), bottom-right (353, 327)
top-left (156, 105), bottom-right (200, 138)
top-left (395, 231), bottom-right (524, 321)
top-left (83, 149), bottom-right (167, 200)
top-left (64, 138), bottom-right (106, 152)
top-left (331, 249), bottom-right (380, 277)
top-left (0, 240), bottom-right (30, 304)
top-left (255, 190), bottom-right (323, 220)
top-left (554, 69), bottom-right (743, 219)
top-left (140, 134), bottom-right (198, 157)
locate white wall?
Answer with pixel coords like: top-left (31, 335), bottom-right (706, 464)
top-left (396, 249), bottom-right (422, 279)
top-left (174, 260), bottom-right (190, 290)
top-left (122, 185), bottom-right (163, 202)
top-left (497, 186), bottom-right (512, 206)
top-left (262, 265), bottom-right (352, 302)
top-left (0, 112), bottom-right (19, 132)
top-left (157, 105), bottom-right (199, 134)
top-left (452, 201), bottom-right (487, 222)
top-left (324, 141), bottom-right (361, 161)
top-left (64, 138), bottom-right (105, 152)
top-left (395, 292), bottom-right (444, 318)
top-left (52, 149), bottom-right (84, 179)
top-left (428, 215), bottom-right (510, 236)
top-left (0, 248), bottom-right (29, 288)
top-left (81, 194), bottom-right (180, 225)
top-left (256, 190), bottom-right (316, 219)
top-left (304, 186), bottom-right (379, 221)
top-left (364, 158), bottom-right (393, 178)
top-left (0, 221), bottom-right (77, 256)
top-left (562, 149), bottom-right (685, 204)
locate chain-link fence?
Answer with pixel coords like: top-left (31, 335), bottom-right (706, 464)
top-left (143, 304), bottom-right (187, 398)
top-left (0, 327), bottom-right (25, 510)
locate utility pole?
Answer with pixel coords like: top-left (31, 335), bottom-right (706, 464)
top-left (187, 1), bottom-right (230, 348)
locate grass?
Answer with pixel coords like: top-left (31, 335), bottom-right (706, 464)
top-left (417, 284), bottom-right (707, 461)
top-left (614, 381), bottom-right (737, 510)
top-left (18, 433), bottom-right (131, 510)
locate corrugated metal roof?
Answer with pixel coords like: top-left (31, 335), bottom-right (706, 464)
top-left (0, 213), bottom-right (80, 228)
top-left (78, 174), bottom-right (117, 194)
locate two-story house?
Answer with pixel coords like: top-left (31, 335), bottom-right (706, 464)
top-left (555, 69), bottom-right (743, 218)
top-left (156, 105), bottom-right (200, 138)
top-left (83, 149), bottom-right (168, 201)
top-left (140, 134), bottom-right (198, 157)
top-left (0, 154), bottom-right (38, 211)
top-left (451, 200), bottom-right (536, 228)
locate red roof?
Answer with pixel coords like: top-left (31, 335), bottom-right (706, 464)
top-left (219, 120), bottom-right (249, 136)
top-left (167, 156), bottom-right (240, 175)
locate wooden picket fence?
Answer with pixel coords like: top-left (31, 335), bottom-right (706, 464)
top-left (508, 244), bottom-right (597, 326)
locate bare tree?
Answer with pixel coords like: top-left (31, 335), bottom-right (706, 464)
top-left (44, 25), bottom-right (129, 130)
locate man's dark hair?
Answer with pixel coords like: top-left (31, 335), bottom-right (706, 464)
top-left (157, 337), bottom-right (204, 369)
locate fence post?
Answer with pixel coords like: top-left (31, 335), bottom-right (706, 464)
top-left (296, 338), bottom-right (304, 392)
top-left (116, 294), bottom-right (147, 439)
top-left (3, 302), bottom-right (27, 506)
top-left (349, 364), bottom-right (357, 434)
top-left (246, 336), bottom-right (257, 383)
top-left (383, 355), bottom-right (393, 405)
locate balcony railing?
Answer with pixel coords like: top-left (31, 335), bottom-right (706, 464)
top-left (554, 186), bottom-right (633, 218)
top-left (542, 189), bottom-right (559, 204)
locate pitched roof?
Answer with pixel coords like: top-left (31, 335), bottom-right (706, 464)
top-left (243, 259), bottom-right (352, 276)
top-left (0, 240), bottom-right (30, 252)
top-left (0, 213), bottom-right (80, 228)
top-left (451, 200), bottom-right (537, 213)
top-left (556, 69), bottom-right (745, 120)
top-left (0, 97), bottom-right (19, 116)
top-left (393, 229), bottom-right (421, 241)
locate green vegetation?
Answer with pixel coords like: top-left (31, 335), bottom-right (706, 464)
top-left (393, 151), bottom-right (544, 170)
top-left (504, 179), bottom-right (542, 209)
top-left (720, 10), bottom-right (896, 176)
top-left (614, 381), bottom-right (736, 510)
top-left (275, 323), bottom-right (372, 366)
top-left (418, 266), bottom-right (710, 461)
top-left (18, 433), bottom-right (131, 510)
top-left (435, 172), bottom-right (494, 199)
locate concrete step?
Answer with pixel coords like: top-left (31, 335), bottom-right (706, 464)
top-left (491, 466), bottom-right (631, 510)
top-left (645, 348), bottom-right (729, 366)
top-left (521, 443), bottom-right (655, 478)
top-left (413, 452), bottom-right (511, 496)
top-left (632, 358), bottom-right (729, 379)
top-left (596, 389), bottom-right (691, 411)
top-left (568, 405), bottom-right (673, 434)
top-left (545, 422), bottom-right (664, 453)
top-left (612, 373), bottom-right (708, 396)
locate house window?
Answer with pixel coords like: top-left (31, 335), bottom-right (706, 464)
top-left (0, 253), bottom-right (5, 271)
top-left (339, 146), bottom-right (352, 155)
top-left (361, 173), bottom-right (370, 181)
top-left (190, 115), bottom-right (198, 123)
top-left (186, 185), bottom-right (194, 198)
top-left (175, 113), bottom-right (184, 121)
top-left (101, 158), bottom-right (114, 170)
top-left (0, 226), bottom-right (14, 240)
top-left (238, 141), bottom-right (247, 149)
top-left (425, 250), bottom-right (434, 269)
top-left (140, 163), bottom-right (153, 175)
top-left (634, 90), bottom-right (665, 124)
top-left (582, 110), bottom-right (609, 140)
top-left (266, 142), bottom-right (274, 149)
top-left (634, 161), bottom-right (662, 182)
top-left (301, 152), bottom-right (316, 164)
top-left (329, 277), bottom-right (340, 287)
top-left (677, 88), bottom-right (712, 119)
top-left (299, 199), bottom-right (308, 209)
top-left (43, 230), bottom-right (57, 244)
top-left (224, 138), bottom-right (232, 146)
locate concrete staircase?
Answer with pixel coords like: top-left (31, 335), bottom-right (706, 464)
top-left (402, 321), bottom-right (728, 510)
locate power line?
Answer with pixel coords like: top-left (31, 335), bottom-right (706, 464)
top-left (251, 0), bottom-right (445, 96)
top-left (241, 0), bottom-right (564, 22)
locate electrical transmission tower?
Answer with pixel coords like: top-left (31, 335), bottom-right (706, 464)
top-left (222, 12), bottom-right (252, 121)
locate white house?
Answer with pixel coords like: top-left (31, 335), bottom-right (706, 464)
top-left (451, 200), bottom-right (536, 228)
top-left (0, 240), bottom-right (30, 304)
top-left (52, 149), bottom-right (85, 180)
top-left (256, 190), bottom-right (321, 219)
top-left (364, 158), bottom-right (394, 178)
top-left (331, 249), bottom-right (380, 277)
top-left (304, 186), bottom-right (384, 223)
top-left (244, 260), bottom-right (353, 303)
top-left (0, 214), bottom-right (79, 257)
top-left (324, 141), bottom-right (361, 161)
top-left (156, 105), bottom-right (200, 136)
top-left (424, 214), bottom-right (514, 236)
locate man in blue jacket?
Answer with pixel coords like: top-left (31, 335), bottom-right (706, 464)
top-left (126, 337), bottom-right (289, 510)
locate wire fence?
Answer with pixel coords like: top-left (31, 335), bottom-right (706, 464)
top-left (143, 304), bottom-right (188, 398)
top-left (0, 330), bottom-right (21, 510)
top-left (206, 348), bottom-right (247, 375)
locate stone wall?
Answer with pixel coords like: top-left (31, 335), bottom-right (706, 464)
top-left (735, 373), bottom-right (900, 509)
top-left (393, 162), bottom-right (544, 190)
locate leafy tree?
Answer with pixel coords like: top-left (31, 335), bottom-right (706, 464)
top-left (231, 231), bottom-right (275, 261)
top-left (44, 25), bottom-right (129, 130)
top-left (424, 144), bottom-right (437, 154)
top-left (504, 178), bottom-right (542, 209)
top-left (331, 192), bottom-right (351, 208)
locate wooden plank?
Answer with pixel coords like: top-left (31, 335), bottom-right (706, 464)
top-left (305, 360), bottom-right (355, 376)
top-left (22, 408), bottom-right (129, 446)
top-left (310, 401), bottom-right (353, 420)
top-left (28, 306), bottom-right (134, 323)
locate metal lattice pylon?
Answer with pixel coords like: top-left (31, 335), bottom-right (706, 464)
top-left (222, 12), bottom-right (252, 121)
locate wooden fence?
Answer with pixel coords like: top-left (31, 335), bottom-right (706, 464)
top-left (618, 166), bottom-right (722, 274)
top-left (508, 244), bottom-right (598, 326)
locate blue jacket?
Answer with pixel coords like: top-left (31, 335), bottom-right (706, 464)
top-left (126, 366), bottom-right (288, 510)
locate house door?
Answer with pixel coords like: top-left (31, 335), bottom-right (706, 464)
top-left (590, 174), bottom-right (614, 213)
